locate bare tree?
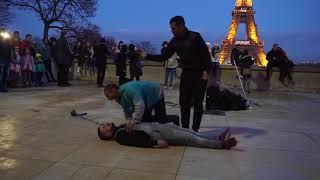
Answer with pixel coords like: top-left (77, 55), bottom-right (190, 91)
top-left (73, 23), bottom-right (102, 43)
top-left (0, 1), bottom-right (13, 27)
top-left (8, 0), bottom-right (97, 39)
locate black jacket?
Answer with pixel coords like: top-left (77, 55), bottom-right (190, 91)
top-left (266, 48), bottom-right (285, 62)
top-left (115, 51), bottom-right (127, 77)
top-left (128, 50), bottom-right (143, 77)
top-left (240, 55), bottom-right (254, 68)
top-left (231, 48), bottom-right (242, 65)
top-left (53, 37), bottom-right (72, 65)
top-left (0, 39), bottom-right (11, 64)
top-left (147, 30), bottom-right (211, 72)
top-left (94, 43), bottom-right (110, 65)
top-left (114, 128), bottom-right (157, 148)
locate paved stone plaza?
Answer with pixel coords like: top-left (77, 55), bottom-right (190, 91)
top-left (0, 80), bottom-right (319, 180)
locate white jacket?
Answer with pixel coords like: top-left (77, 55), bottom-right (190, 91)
top-left (165, 53), bottom-right (179, 68)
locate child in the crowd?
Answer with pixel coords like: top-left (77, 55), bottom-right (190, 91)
top-left (34, 50), bottom-right (46, 86)
top-left (21, 48), bottom-right (34, 87)
top-left (9, 45), bottom-right (21, 88)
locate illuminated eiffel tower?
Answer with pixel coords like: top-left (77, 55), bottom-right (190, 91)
top-left (220, 0), bottom-right (267, 66)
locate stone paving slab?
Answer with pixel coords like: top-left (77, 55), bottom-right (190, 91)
top-left (0, 81), bottom-right (319, 180)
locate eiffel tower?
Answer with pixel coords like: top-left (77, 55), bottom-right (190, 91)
top-left (220, 0), bottom-right (267, 66)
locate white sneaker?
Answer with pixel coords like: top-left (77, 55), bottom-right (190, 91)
top-left (164, 86), bottom-right (167, 89)
top-left (169, 86), bottom-right (173, 89)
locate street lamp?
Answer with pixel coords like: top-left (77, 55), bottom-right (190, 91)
top-left (0, 31), bottom-right (11, 39)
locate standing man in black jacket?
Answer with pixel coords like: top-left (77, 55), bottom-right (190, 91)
top-left (94, 38), bottom-right (110, 87)
top-left (0, 30), bottom-right (11, 92)
top-left (53, 32), bottom-right (73, 87)
top-left (142, 16), bottom-right (211, 132)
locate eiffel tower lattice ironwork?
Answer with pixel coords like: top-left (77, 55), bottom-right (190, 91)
top-left (220, 0), bottom-right (267, 66)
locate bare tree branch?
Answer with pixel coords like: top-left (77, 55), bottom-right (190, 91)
top-left (8, 0), bottom-right (98, 39)
top-left (0, 1), bottom-right (13, 27)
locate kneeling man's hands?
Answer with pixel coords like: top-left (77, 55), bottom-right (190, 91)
top-left (157, 140), bottom-right (169, 148)
top-left (125, 122), bottom-right (135, 133)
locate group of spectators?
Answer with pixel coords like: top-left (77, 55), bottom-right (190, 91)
top-left (1, 26), bottom-right (295, 94)
top-left (0, 29), bottom-right (114, 92)
top-left (0, 30), bottom-right (57, 92)
top-left (229, 43), bottom-right (295, 92)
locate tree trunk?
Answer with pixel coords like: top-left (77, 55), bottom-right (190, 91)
top-left (43, 22), bottom-right (50, 40)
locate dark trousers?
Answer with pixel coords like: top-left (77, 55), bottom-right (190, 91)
top-left (180, 70), bottom-right (207, 131)
top-left (36, 72), bottom-right (43, 85)
top-left (9, 71), bottom-right (19, 88)
top-left (141, 97), bottom-right (167, 123)
top-left (265, 60), bottom-right (280, 80)
top-left (119, 76), bottom-right (127, 85)
top-left (279, 61), bottom-right (294, 81)
top-left (44, 60), bottom-right (56, 81)
top-left (57, 64), bottom-right (70, 85)
top-left (23, 70), bottom-right (32, 85)
top-left (139, 97), bottom-right (179, 126)
top-left (0, 63), bottom-right (9, 90)
top-left (130, 75), bottom-right (140, 81)
top-left (96, 64), bottom-right (106, 85)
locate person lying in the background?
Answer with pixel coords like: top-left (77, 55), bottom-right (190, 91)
top-left (97, 122), bottom-right (237, 149)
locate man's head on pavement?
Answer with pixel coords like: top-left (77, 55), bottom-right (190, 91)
top-left (170, 16), bottom-right (186, 38)
top-left (104, 83), bottom-right (120, 102)
top-left (98, 123), bottom-right (116, 140)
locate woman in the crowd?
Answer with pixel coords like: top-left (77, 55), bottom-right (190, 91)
top-left (73, 41), bottom-right (85, 78)
top-left (88, 42), bottom-right (95, 77)
top-left (128, 44), bottom-right (143, 81)
top-left (8, 45), bottom-right (21, 88)
top-left (21, 48), bottom-right (34, 87)
top-left (115, 44), bottom-right (128, 85)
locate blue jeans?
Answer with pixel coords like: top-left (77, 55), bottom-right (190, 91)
top-left (164, 68), bottom-right (176, 87)
top-left (0, 63), bottom-right (9, 90)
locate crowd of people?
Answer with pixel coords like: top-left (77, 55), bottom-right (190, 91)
top-left (0, 28), bottom-right (151, 93)
top-left (0, 31), bottom-right (57, 92)
top-left (1, 22), bottom-right (295, 94)
top-left (229, 43), bottom-right (295, 92)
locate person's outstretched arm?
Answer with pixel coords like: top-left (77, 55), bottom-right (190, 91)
top-left (146, 40), bottom-right (176, 62)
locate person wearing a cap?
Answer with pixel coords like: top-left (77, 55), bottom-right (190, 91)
top-left (161, 41), bottom-right (179, 89)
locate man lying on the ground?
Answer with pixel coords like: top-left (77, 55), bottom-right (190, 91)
top-left (104, 81), bottom-right (179, 132)
top-left (97, 122), bottom-right (237, 149)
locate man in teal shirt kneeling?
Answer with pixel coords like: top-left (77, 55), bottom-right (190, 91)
top-left (104, 80), bottom-right (179, 132)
